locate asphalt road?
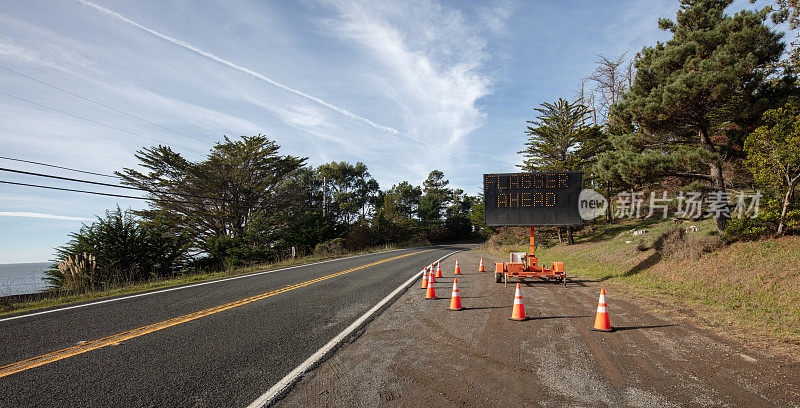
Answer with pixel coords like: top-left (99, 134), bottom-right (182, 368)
top-left (0, 245), bottom-right (469, 407)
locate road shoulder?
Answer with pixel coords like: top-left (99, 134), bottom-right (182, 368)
top-left (276, 250), bottom-right (800, 407)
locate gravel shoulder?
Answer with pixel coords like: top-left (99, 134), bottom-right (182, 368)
top-left (277, 249), bottom-right (800, 407)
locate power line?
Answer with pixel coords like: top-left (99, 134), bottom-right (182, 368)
top-left (0, 64), bottom-right (209, 145)
top-left (0, 166), bottom-right (141, 191)
top-left (0, 90), bottom-right (204, 154)
top-left (0, 167), bottom-right (233, 203)
top-left (0, 156), bottom-right (119, 179)
top-left (0, 180), bottom-right (224, 207)
top-left (0, 179), bottom-right (151, 201)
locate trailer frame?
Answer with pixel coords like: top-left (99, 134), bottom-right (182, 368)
top-left (494, 226), bottom-right (567, 287)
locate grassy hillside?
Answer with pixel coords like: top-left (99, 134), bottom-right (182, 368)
top-left (486, 219), bottom-right (800, 345)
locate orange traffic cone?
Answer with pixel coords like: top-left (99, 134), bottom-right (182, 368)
top-left (508, 283), bottom-right (527, 321)
top-left (420, 267), bottom-right (429, 289)
top-left (435, 261), bottom-right (443, 278)
top-left (592, 288), bottom-right (613, 332)
top-left (479, 257), bottom-right (485, 272)
top-left (448, 278), bottom-right (463, 310)
top-left (454, 259), bottom-right (461, 275)
top-left (429, 263), bottom-right (436, 283)
top-left (424, 271), bottom-right (437, 299)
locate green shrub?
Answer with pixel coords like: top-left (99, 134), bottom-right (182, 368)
top-left (313, 238), bottom-right (347, 256)
top-left (722, 216), bottom-right (775, 243)
top-left (45, 207), bottom-right (191, 290)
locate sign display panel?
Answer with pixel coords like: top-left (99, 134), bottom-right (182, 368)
top-left (483, 172), bottom-right (583, 226)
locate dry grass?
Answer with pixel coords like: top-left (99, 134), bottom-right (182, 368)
top-left (487, 218), bottom-right (800, 345)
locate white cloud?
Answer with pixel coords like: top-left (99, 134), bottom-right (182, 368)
top-left (0, 36), bottom-right (99, 74)
top-left (78, 0), bottom-right (399, 135)
top-left (321, 0), bottom-right (494, 161)
top-left (0, 212), bottom-right (92, 221)
top-left (93, 82), bottom-right (262, 140)
top-left (481, 1), bottom-right (516, 36)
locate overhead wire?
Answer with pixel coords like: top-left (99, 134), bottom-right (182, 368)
top-left (0, 179), bottom-right (164, 202)
top-left (0, 167), bottom-right (235, 203)
top-left (0, 156), bottom-right (119, 179)
top-left (0, 160), bottom-right (283, 206)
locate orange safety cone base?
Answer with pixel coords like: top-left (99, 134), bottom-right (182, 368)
top-left (447, 306), bottom-right (464, 311)
top-left (508, 317), bottom-right (528, 321)
top-left (591, 327), bottom-right (614, 332)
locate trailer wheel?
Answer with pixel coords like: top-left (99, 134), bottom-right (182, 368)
top-left (495, 272), bottom-right (502, 283)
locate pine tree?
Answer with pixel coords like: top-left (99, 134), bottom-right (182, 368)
top-left (518, 98), bottom-right (605, 173)
top-left (609, 0), bottom-right (784, 232)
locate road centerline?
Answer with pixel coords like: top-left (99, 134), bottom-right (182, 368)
top-left (0, 248), bottom-right (436, 379)
top-left (0, 247), bottom-right (416, 323)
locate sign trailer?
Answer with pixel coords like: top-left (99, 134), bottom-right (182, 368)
top-left (483, 171), bottom-right (583, 286)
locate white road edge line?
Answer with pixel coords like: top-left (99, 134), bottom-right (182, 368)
top-left (246, 250), bottom-right (461, 408)
top-left (0, 247), bottom-right (419, 323)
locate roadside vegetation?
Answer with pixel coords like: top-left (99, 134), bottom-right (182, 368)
top-left (485, 0), bottom-right (800, 347)
top-left (30, 135), bottom-right (485, 296)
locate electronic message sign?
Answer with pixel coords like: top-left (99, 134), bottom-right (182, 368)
top-left (483, 172), bottom-right (583, 226)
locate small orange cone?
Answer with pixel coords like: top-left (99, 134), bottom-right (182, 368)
top-left (454, 259), bottom-right (461, 275)
top-left (592, 288), bottom-right (613, 332)
top-left (429, 263), bottom-right (436, 283)
top-left (420, 267), bottom-right (429, 289)
top-left (424, 271), bottom-right (437, 299)
top-left (508, 283), bottom-right (527, 321)
top-left (448, 278), bottom-right (463, 310)
top-left (479, 257), bottom-right (485, 272)
top-left (435, 261), bottom-right (443, 278)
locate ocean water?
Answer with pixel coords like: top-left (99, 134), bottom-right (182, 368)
top-left (0, 262), bottom-right (51, 296)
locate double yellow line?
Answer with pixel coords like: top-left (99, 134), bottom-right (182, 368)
top-left (0, 249), bottom-right (434, 379)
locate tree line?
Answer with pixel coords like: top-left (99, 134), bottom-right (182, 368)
top-left (519, 0), bottom-right (800, 242)
top-left (45, 136), bottom-right (482, 290)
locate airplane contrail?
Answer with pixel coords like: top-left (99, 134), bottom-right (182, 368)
top-left (78, 0), bottom-right (399, 135)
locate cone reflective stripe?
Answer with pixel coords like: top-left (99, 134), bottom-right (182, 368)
top-left (429, 263), bottom-right (436, 283)
top-left (435, 261), bottom-right (443, 278)
top-left (424, 271), bottom-right (437, 299)
top-left (448, 278), bottom-right (463, 310)
top-left (509, 283), bottom-right (527, 321)
top-left (592, 288), bottom-right (613, 332)
top-left (420, 267), bottom-right (429, 289)
top-left (454, 259), bottom-right (461, 275)
top-left (479, 257), bottom-right (485, 272)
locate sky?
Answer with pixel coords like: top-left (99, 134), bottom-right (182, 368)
top-left (0, 0), bottom-right (787, 263)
